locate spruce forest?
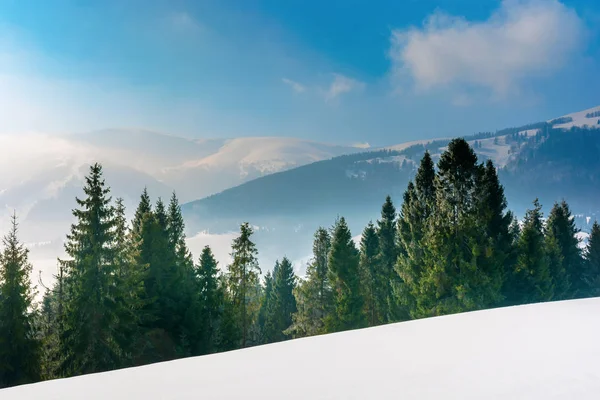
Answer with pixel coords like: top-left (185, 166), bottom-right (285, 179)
top-left (3, 138), bottom-right (600, 388)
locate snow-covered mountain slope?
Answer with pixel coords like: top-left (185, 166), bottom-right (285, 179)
top-left (160, 137), bottom-right (361, 201)
top-left (550, 105), bottom-right (600, 130)
top-left (4, 298), bottom-right (600, 399)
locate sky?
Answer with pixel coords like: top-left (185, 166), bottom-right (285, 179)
top-left (0, 0), bottom-right (599, 146)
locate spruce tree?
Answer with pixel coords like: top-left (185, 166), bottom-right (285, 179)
top-left (507, 199), bottom-right (554, 304)
top-left (583, 221), bottom-right (600, 297)
top-left (112, 198), bottom-right (143, 366)
top-left (545, 201), bottom-right (582, 298)
top-left (258, 269), bottom-right (276, 344)
top-left (270, 257), bottom-right (297, 341)
top-left (416, 139), bottom-right (490, 316)
top-left (0, 213), bottom-right (40, 387)
top-left (195, 245), bottom-right (222, 355)
top-left (376, 196), bottom-right (397, 322)
top-left (359, 222), bottom-right (380, 326)
top-left (166, 193), bottom-right (199, 357)
top-left (286, 227), bottom-right (333, 338)
top-left (473, 159), bottom-right (514, 306)
top-left (58, 163), bottom-right (126, 376)
top-left (132, 187), bottom-right (151, 240)
top-left (396, 151), bottom-right (437, 319)
top-left (326, 217), bottom-right (365, 332)
top-left (227, 222), bottom-right (261, 348)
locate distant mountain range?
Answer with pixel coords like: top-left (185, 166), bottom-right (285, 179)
top-left (2, 105), bottom-right (599, 281)
top-left (181, 105), bottom-right (600, 271)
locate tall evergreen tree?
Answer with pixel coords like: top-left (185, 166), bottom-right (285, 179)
top-left (132, 187), bottom-right (151, 240)
top-left (416, 139), bottom-right (504, 316)
top-left (195, 246), bottom-right (222, 355)
top-left (326, 217), bottom-right (364, 332)
top-left (507, 199), bottom-right (554, 304)
top-left (258, 268), bottom-right (276, 344)
top-left (545, 201), bottom-right (582, 298)
top-left (473, 159), bottom-right (514, 305)
top-left (583, 221), bottom-right (600, 297)
top-left (270, 257), bottom-right (297, 342)
top-left (111, 198), bottom-right (143, 366)
top-left (359, 222), bottom-right (380, 326)
top-left (0, 213), bottom-right (40, 387)
top-left (166, 192), bottom-right (200, 356)
top-left (376, 196), bottom-right (397, 322)
top-left (286, 227), bottom-right (333, 338)
top-left (227, 222), bottom-right (261, 348)
top-left (58, 163), bottom-right (126, 375)
top-left (396, 151), bottom-right (437, 319)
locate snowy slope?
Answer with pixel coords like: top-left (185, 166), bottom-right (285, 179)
top-left (551, 105), bottom-right (600, 130)
top-left (4, 298), bottom-right (600, 399)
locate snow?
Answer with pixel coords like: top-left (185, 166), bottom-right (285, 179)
top-left (551, 105), bottom-right (600, 130)
top-left (3, 298), bottom-right (600, 399)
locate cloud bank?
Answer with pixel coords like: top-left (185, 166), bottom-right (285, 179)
top-left (390, 0), bottom-right (585, 97)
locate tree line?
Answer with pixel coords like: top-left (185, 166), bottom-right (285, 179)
top-left (1, 138), bottom-right (600, 388)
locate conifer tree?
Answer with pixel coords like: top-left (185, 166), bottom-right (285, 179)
top-left (473, 159), bottom-right (514, 305)
top-left (396, 152), bottom-right (436, 319)
top-left (507, 199), bottom-right (554, 304)
top-left (167, 192), bottom-right (194, 272)
top-left (112, 198), bottom-right (143, 365)
top-left (195, 246), bottom-right (222, 355)
top-left (132, 187), bottom-right (151, 240)
top-left (326, 217), bottom-right (364, 332)
top-left (166, 192), bottom-right (200, 356)
top-left (583, 221), bottom-right (600, 297)
top-left (216, 275), bottom-right (240, 352)
top-left (270, 257), bottom-right (297, 341)
top-left (359, 222), bottom-right (380, 326)
top-left (258, 268), bottom-right (276, 344)
top-left (376, 196), bottom-right (397, 322)
top-left (545, 201), bottom-right (582, 298)
top-left (415, 139), bottom-right (506, 316)
top-left (58, 163), bottom-right (126, 375)
top-left (227, 222), bottom-right (261, 348)
top-left (286, 227), bottom-right (333, 338)
top-left (0, 213), bottom-right (40, 387)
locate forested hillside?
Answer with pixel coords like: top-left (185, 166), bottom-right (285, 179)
top-left (2, 138), bottom-right (600, 389)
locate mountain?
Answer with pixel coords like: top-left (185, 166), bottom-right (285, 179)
top-left (182, 106), bottom-right (600, 271)
top-left (3, 297), bottom-right (599, 399)
top-left (0, 130), bottom-right (364, 284)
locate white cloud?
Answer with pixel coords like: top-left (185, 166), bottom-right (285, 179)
top-left (281, 77), bottom-right (306, 93)
top-left (324, 73), bottom-right (365, 101)
top-left (390, 0), bottom-right (585, 97)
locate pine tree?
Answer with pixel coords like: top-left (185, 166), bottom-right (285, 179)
top-left (472, 159), bottom-right (514, 306)
top-left (545, 201), bottom-right (582, 298)
top-left (258, 269), bottom-right (276, 344)
top-left (376, 196), bottom-right (397, 322)
top-left (132, 187), bottom-right (151, 240)
top-left (583, 221), bottom-right (600, 297)
top-left (227, 222), bottom-right (261, 348)
top-left (326, 217), bottom-right (365, 332)
top-left (270, 257), bottom-right (297, 341)
top-left (359, 222), bottom-right (380, 326)
top-left (166, 192), bottom-right (200, 357)
top-left (58, 163), bottom-right (126, 376)
top-left (286, 227), bottom-right (333, 338)
top-left (195, 246), bottom-right (222, 355)
top-left (396, 151), bottom-right (437, 319)
top-left (416, 139), bottom-right (490, 316)
top-left (0, 213), bottom-right (40, 387)
top-left (112, 198), bottom-right (143, 366)
top-left (507, 199), bottom-right (554, 304)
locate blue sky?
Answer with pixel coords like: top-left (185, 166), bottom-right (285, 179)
top-left (0, 0), bottom-right (598, 146)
